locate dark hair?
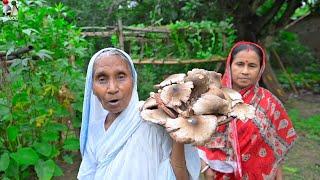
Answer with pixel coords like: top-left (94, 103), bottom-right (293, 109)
top-left (231, 44), bottom-right (263, 64)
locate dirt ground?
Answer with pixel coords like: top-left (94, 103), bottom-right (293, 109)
top-left (55, 92), bottom-right (320, 180)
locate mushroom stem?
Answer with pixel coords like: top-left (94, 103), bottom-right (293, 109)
top-left (154, 93), bottom-right (177, 118)
top-left (217, 116), bottom-right (233, 126)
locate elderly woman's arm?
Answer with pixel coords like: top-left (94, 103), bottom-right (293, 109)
top-left (170, 141), bottom-right (189, 180)
top-left (276, 166), bottom-right (283, 180)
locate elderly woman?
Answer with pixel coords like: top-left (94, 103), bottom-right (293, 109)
top-left (77, 48), bottom-right (200, 180)
top-left (198, 41), bottom-right (297, 179)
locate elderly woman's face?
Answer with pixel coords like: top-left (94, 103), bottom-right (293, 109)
top-left (231, 49), bottom-right (260, 91)
top-left (93, 55), bottom-right (133, 114)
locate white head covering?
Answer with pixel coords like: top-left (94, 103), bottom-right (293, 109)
top-left (79, 48), bottom-right (140, 160)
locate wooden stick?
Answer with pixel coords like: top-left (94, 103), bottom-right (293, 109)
top-left (0, 45), bottom-right (33, 58)
top-left (0, 46), bottom-right (34, 61)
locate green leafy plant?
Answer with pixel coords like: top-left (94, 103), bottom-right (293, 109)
top-left (0, 1), bottom-right (90, 179)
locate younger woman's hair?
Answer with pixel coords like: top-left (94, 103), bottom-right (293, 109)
top-left (231, 43), bottom-right (263, 64)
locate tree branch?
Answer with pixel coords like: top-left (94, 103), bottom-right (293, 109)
top-left (250, 0), bottom-right (266, 12)
top-left (254, 0), bottom-right (285, 33)
top-left (275, 1), bottom-right (301, 29)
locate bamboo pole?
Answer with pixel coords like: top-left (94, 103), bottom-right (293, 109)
top-left (271, 48), bottom-right (299, 95)
top-left (81, 26), bottom-right (170, 33)
top-left (133, 57), bottom-right (225, 65)
top-left (118, 18), bottom-right (124, 50)
top-left (81, 31), bottom-right (115, 37)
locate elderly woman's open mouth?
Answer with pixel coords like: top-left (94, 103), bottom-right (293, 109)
top-left (108, 99), bottom-right (120, 105)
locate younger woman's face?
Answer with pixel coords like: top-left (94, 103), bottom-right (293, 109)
top-left (92, 55), bottom-right (133, 115)
top-left (231, 49), bottom-right (261, 91)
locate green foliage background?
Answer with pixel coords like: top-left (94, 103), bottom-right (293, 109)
top-left (0, 0), bottom-right (319, 179)
top-left (0, 1), bottom-right (91, 179)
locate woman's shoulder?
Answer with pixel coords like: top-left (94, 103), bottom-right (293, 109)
top-left (258, 87), bottom-right (283, 104)
top-left (137, 121), bottom-right (168, 138)
top-left (257, 87), bottom-right (287, 114)
top-left (131, 121), bottom-right (171, 147)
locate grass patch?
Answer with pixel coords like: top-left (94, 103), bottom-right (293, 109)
top-left (288, 109), bottom-right (320, 138)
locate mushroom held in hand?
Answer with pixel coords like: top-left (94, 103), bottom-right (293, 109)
top-left (154, 73), bottom-right (186, 89)
top-left (165, 115), bottom-right (218, 145)
top-left (160, 81), bottom-right (194, 108)
top-left (140, 68), bottom-right (256, 145)
top-left (141, 109), bottom-right (171, 125)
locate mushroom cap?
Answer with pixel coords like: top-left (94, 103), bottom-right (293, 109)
top-left (185, 69), bottom-right (211, 99)
top-left (229, 103), bottom-right (255, 122)
top-left (154, 73), bottom-right (186, 89)
top-left (141, 108), bottom-right (171, 125)
top-left (141, 96), bottom-right (157, 110)
top-left (192, 91), bottom-right (230, 115)
top-left (208, 85), bottom-right (226, 99)
top-left (221, 87), bottom-right (243, 101)
top-left (221, 87), bottom-right (243, 112)
top-left (208, 71), bottom-right (222, 88)
top-left (160, 81), bottom-right (194, 108)
top-left (165, 115), bottom-right (218, 145)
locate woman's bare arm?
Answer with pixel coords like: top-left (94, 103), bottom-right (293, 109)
top-left (170, 141), bottom-right (189, 180)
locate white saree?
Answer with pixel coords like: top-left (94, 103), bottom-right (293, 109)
top-left (77, 48), bottom-right (200, 180)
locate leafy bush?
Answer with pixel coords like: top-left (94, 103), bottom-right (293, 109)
top-left (0, 1), bottom-right (90, 179)
top-left (123, 20), bottom-right (236, 60)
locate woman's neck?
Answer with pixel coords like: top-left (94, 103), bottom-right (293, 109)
top-left (104, 113), bottom-right (119, 131)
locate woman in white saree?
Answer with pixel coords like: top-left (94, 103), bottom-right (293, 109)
top-left (77, 48), bottom-right (200, 180)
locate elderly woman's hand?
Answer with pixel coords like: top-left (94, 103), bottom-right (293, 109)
top-left (201, 160), bottom-right (216, 180)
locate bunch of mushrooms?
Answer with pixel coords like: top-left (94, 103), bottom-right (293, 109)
top-left (140, 69), bottom-right (255, 146)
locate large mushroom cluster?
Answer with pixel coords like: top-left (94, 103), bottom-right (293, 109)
top-left (140, 69), bottom-right (255, 145)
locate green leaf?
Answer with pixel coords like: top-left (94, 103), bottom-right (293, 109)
top-left (0, 105), bottom-right (10, 116)
top-left (50, 146), bottom-right (60, 158)
top-left (7, 126), bottom-right (19, 142)
top-left (12, 92), bottom-right (29, 105)
top-left (46, 123), bottom-right (67, 132)
top-left (63, 138), bottom-right (79, 151)
top-left (41, 131), bottom-right (59, 142)
top-left (0, 152), bottom-right (10, 171)
top-left (35, 49), bottom-right (54, 60)
top-left (33, 142), bottom-right (52, 157)
top-left (10, 147), bottom-right (39, 166)
top-left (5, 158), bottom-right (19, 179)
top-left (53, 163), bottom-right (64, 177)
top-left (35, 159), bottom-right (56, 180)
top-left (22, 28), bottom-right (39, 36)
top-left (63, 154), bottom-right (73, 164)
